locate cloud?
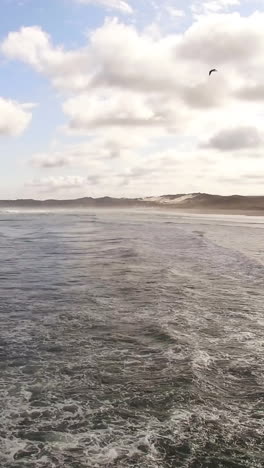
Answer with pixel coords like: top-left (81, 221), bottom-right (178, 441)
top-left (1, 26), bottom-right (89, 82)
top-left (30, 131), bottom-right (147, 169)
top-left (165, 6), bottom-right (185, 18)
top-left (236, 84), bottom-right (264, 101)
top-left (28, 175), bottom-right (89, 191)
top-left (182, 79), bottom-right (229, 108)
top-left (4, 13), bottom-right (264, 121)
top-left (75, 0), bottom-right (133, 14)
top-left (26, 137), bottom-right (264, 197)
top-left (216, 173), bottom-right (264, 185)
top-left (31, 151), bottom-right (74, 168)
top-left (0, 97), bottom-right (32, 136)
top-left (242, 173), bottom-right (264, 181)
top-left (0, 18), bottom-right (232, 142)
top-left (63, 91), bottom-right (184, 131)
top-left (28, 139), bottom-right (184, 193)
top-left (0, 19), bottom-right (227, 99)
top-left (87, 19), bottom-right (181, 92)
top-left (192, 0), bottom-right (240, 15)
top-left (3, 11), bottom-right (264, 197)
top-left (202, 126), bottom-right (263, 151)
top-left (1, 26), bottom-right (50, 68)
top-left (179, 12), bottom-right (264, 65)
top-left (0, 16), bottom-right (237, 105)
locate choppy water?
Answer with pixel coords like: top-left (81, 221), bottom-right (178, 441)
top-left (0, 209), bottom-right (263, 468)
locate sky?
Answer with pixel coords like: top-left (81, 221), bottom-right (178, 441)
top-left (1, 0), bottom-right (264, 199)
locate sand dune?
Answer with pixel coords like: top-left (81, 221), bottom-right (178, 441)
top-left (0, 193), bottom-right (264, 214)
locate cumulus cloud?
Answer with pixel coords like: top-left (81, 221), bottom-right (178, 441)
top-left (87, 19), bottom-right (181, 92)
top-left (2, 26), bottom-right (50, 68)
top-left (182, 79), bottom-right (229, 108)
top-left (75, 0), bottom-right (133, 14)
top-left (1, 26), bottom-right (89, 80)
top-left (0, 17), bottom-right (232, 143)
top-left (63, 91), bottom-right (184, 131)
top-left (0, 20), bottom-right (226, 97)
top-left (202, 126), bottom-right (263, 151)
top-left (0, 97), bottom-right (32, 136)
top-left (4, 13), bottom-right (264, 118)
top-left (179, 12), bottom-right (264, 65)
top-left (3, 9), bottom-right (264, 196)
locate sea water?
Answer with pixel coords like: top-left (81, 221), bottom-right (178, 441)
top-left (0, 210), bottom-right (263, 467)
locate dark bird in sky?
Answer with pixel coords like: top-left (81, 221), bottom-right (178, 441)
top-left (209, 69), bottom-right (217, 76)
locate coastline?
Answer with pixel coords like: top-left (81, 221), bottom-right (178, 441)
top-left (1, 205), bottom-right (264, 217)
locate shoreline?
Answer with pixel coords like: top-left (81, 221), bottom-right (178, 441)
top-left (1, 206), bottom-right (264, 217)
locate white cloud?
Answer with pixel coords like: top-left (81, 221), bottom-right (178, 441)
top-left (1, 26), bottom-right (50, 68)
top-left (62, 91), bottom-right (185, 131)
top-left (76, 0), bottom-right (132, 14)
top-left (4, 13), bottom-right (264, 108)
top-left (0, 97), bottom-right (32, 136)
top-left (0, 20), bottom-right (210, 95)
top-left (26, 136), bottom-right (264, 197)
top-left (1, 26), bottom-right (89, 86)
top-left (30, 134), bottom-right (140, 170)
top-left (192, 0), bottom-right (240, 15)
top-left (178, 12), bottom-right (264, 65)
top-left (3, 10), bottom-right (264, 195)
top-left (165, 6), bottom-right (185, 18)
top-left (28, 175), bottom-right (88, 191)
top-left (27, 144), bottom-right (190, 197)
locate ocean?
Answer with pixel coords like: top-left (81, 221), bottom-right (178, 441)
top-left (0, 209), bottom-right (263, 467)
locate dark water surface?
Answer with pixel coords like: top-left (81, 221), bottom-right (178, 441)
top-left (0, 210), bottom-right (263, 467)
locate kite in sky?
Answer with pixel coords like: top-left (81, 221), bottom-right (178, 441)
top-left (209, 69), bottom-right (217, 76)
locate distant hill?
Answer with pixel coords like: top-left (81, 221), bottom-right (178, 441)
top-left (141, 193), bottom-right (264, 212)
top-left (0, 196), bottom-right (142, 209)
top-left (0, 193), bottom-right (264, 213)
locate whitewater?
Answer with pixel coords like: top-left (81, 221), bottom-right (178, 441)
top-left (0, 209), bottom-right (263, 467)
